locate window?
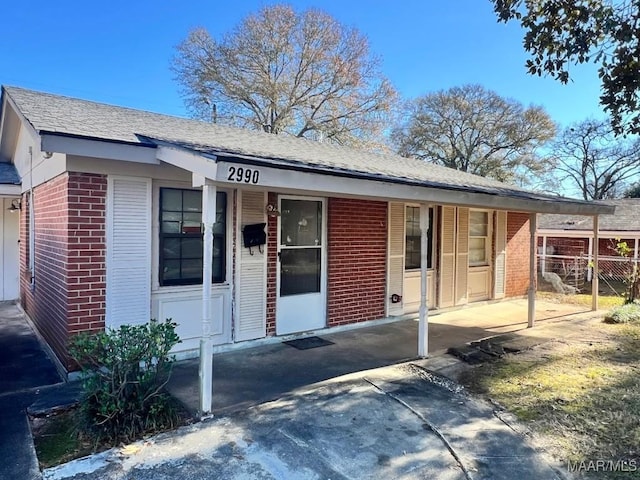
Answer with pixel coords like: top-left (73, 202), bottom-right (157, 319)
top-left (405, 206), bottom-right (433, 270)
top-left (159, 188), bottom-right (227, 286)
top-left (469, 210), bottom-right (490, 266)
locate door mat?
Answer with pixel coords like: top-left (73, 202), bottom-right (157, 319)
top-left (283, 336), bottom-right (335, 350)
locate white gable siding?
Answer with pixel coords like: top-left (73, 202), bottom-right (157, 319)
top-left (106, 176), bottom-right (152, 328)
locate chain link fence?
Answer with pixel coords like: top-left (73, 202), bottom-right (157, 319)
top-left (537, 253), bottom-right (638, 296)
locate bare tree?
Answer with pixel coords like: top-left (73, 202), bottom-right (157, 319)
top-left (171, 4), bottom-right (397, 146)
top-left (551, 119), bottom-right (640, 200)
top-left (392, 84), bottom-right (556, 185)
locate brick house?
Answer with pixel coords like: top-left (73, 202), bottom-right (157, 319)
top-left (538, 198), bottom-right (640, 282)
top-left (0, 86), bottom-right (614, 375)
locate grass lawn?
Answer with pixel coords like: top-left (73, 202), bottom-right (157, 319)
top-left (31, 409), bottom-right (96, 469)
top-left (458, 318), bottom-right (640, 479)
top-left (538, 291), bottom-right (624, 309)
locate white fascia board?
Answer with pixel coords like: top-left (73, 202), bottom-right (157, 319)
top-left (156, 145), bottom-right (218, 180)
top-left (0, 185), bottom-right (21, 196)
top-left (41, 134), bottom-right (158, 164)
top-left (538, 228), bottom-right (640, 239)
top-left (213, 160), bottom-right (613, 216)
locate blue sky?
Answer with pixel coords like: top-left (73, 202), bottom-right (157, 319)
top-left (1, 0), bottom-right (606, 129)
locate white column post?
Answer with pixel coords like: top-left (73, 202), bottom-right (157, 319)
top-left (528, 213), bottom-right (537, 328)
top-left (592, 215), bottom-right (599, 311)
top-left (199, 184), bottom-right (217, 415)
top-left (541, 235), bottom-right (547, 274)
top-left (587, 237), bottom-right (594, 282)
top-left (418, 204), bottom-right (430, 358)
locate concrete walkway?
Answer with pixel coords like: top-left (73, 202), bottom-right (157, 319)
top-left (42, 299), bottom-right (593, 479)
top-left (0, 301), bottom-right (63, 480)
top-left (167, 299), bottom-right (589, 414)
top-left (45, 361), bottom-right (566, 480)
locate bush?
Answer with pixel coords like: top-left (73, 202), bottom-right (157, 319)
top-left (604, 303), bottom-right (640, 324)
top-left (68, 319), bottom-right (181, 444)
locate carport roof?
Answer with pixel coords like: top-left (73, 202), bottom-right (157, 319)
top-left (539, 198), bottom-right (640, 232)
top-left (2, 85), bottom-right (614, 215)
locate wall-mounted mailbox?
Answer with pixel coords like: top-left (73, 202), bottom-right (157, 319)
top-left (243, 223), bottom-right (267, 254)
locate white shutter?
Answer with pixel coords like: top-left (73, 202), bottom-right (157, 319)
top-left (387, 202), bottom-right (405, 316)
top-left (235, 190), bottom-right (267, 341)
top-left (456, 207), bottom-right (469, 305)
top-left (439, 206), bottom-right (456, 308)
top-left (494, 211), bottom-right (507, 299)
top-left (106, 176), bottom-right (151, 328)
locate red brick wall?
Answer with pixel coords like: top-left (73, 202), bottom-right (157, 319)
top-left (264, 195), bottom-right (387, 334)
top-left (265, 192), bottom-right (277, 335)
top-left (20, 172), bottom-right (106, 369)
top-left (506, 212), bottom-right (532, 297)
top-left (326, 198), bottom-right (387, 326)
top-left (66, 174), bottom-right (107, 337)
top-left (538, 236), bottom-right (588, 257)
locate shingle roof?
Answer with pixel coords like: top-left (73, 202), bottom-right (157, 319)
top-left (0, 162), bottom-right (21, 185)
top-left (539, 198), bottom-right (640, 231)
top-left (0, 86), bottom-right (610, 211)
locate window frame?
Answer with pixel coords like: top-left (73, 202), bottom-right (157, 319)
top-left (157, 186), bottom-right (229, 288)
top-left (404, 205), bottom-right (435, 271)
top-left (469, 209), bottom-right (492, 267)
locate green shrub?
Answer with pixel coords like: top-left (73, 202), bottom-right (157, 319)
top-left (604, 303), bottom-right (640, 324)
top-left (69, 319), bottom-right (181, 444)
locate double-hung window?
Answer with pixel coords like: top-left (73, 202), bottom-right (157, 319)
top-left (405, 206), bottom-right (434, 270)
top-left (469, 210), bottom-right (490, 266)
top-left (159, 188), bottom-right (227, 286)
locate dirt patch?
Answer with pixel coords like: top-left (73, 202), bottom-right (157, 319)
top-left (456, 318), bottom-right (640, 479)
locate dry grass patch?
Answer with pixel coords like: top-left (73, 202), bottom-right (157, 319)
top-left (537, 291), bottom-right (624, 310)
top-left (458, 321), bottom-right (640, 479)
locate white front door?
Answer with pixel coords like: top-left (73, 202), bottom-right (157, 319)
top-left (276, 196), bottom-right (326, 335)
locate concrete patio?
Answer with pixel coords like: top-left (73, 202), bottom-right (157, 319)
top-left (167, 298), bottom-right (590, 414)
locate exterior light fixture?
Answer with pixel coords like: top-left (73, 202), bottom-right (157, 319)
top-left (8, 198), bottom-right (21, 212)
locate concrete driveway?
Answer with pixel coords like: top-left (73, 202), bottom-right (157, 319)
top-left (45, 361), bottom-right (565, 480)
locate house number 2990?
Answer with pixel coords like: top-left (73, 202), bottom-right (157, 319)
top-left (227, 166), bottom-right (260, 185)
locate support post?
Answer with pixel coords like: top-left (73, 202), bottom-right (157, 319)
top-left (528, 213), bottom-right (537, 328)
top-left (418, 204), bottom-right (429, 358)
top-left (541, 236), bottom-right (547, 274)
top-left (592, 215), bottom-right (599, 311)
top-left (199, 184), bottom-right (217, 415)
top-left (587, 237), bottom-right (593, 282)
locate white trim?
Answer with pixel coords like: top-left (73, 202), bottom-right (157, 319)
top-left (41, 134), bottom-right (158, 164)
top-left (214, 160), bottom-right (613, 215)
top-left (537, 229), bottom-right (640, 238)
top-left (156, 145), bottom-right (218, 180)
top-left (0, 185), bottom-right (21, 196)
top-left (275, 194), bottom-right (327, 335)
